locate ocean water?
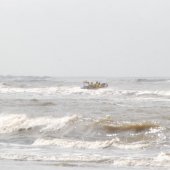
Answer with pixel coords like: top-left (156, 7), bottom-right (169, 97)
top-left (0, 76), bottom-right (170, 170)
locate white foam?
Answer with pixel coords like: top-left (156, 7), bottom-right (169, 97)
top-left (1, 85), bottom-right (170, 99)
top-left (32, 138), bottom-right (148, 150)
top-left (0, 151), bottom-right (170, 167)
top-left (114, 143), bottom-right (148, 150)
top-left (32, 138), bottom-right (120, 149)
top-left (0, 151), bottom-right (113, 163)
top-left (112, 154), bottom-right (170, 167)
top-left (0, 87), bottom-right (59, 94)
top-left (155, 152), bottom-right (170, 162)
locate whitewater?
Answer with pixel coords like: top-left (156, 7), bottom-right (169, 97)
top-left (0, 76), bottom-right (170, 170)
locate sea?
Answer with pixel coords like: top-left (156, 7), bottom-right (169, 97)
top-left (0, 76), bottom-right (170, 170)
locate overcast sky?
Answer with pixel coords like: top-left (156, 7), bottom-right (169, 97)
top-left (0, 0), bottom-right (170, 77)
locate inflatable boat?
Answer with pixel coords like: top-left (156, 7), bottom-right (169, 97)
top-left (82, 81), bottom-right (108, 89)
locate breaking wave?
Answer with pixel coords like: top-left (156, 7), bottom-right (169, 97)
top-left (0, 114), bottom-right (78, 134)
top-left (0, 114), bottom-right (165, 149)
top-left (0, 114), bottom-right (161, 135)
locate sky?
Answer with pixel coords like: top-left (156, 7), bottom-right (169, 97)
top-left (0, 0), bottom-right (170, 77)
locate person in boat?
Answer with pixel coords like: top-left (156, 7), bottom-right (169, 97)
top-left (94, 81), bottom-right (97, 88)
top-left (83, 81), bottom-right (91, 88)
top-left (83, 81), bottom-right (88, 85)
top-left (89, 82), bottom-right (93, 88)
top-left (83, 81), bottom-right (108, 89)
top-left (102, 83), bottom-right (108, 87)
top-left (96, 81), bottom-right (101, 88)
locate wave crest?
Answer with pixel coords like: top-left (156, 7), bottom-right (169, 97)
top-left (0, 114), bottom-right (78, 134)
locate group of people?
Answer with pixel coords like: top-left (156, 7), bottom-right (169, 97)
top-left (83, 81), bottom-right (108, 89)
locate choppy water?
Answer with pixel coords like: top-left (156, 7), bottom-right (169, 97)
top-left (0, 76), bottom-right (170, 169)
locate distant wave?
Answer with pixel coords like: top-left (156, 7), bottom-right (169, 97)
top-left (136, 78), bottom-right (170, 83)
top-left (1, 85), bottom-right (170, 99)
top-left (118, 90), bottom-right (170, 98)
